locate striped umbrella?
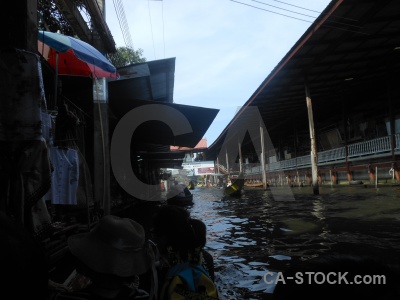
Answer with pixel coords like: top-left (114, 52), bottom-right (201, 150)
top-left (38, 30), bottom-right (119, 79)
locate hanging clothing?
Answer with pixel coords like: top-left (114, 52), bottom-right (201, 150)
top-left (41, 111), bottom-right (56, 146)
top-left (0, 139), bottom-right (52, 226)
top-left (46, 147), bottom-right (79, 205)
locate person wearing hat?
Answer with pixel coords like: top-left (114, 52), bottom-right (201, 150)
top-left (150, 206), bottom-right (216, 291)
top-left (49, 215), bottom-right (158, 300)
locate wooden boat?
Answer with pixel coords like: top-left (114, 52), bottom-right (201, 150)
top-left (167, 193), bottom-right (194, 206)
top-left (224, 174), bottom-right (245, 197)
top-left (188, 181), bottom-right (195, 190)
top-left (245, 181), bottom-right (263, 188)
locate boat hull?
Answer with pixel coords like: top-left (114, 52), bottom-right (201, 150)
top-left (245, 182), bottom-right (263, 188)
top-left (224, 177), bottom-right (245, 197)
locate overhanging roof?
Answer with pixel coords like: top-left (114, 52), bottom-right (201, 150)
top-left (136, 150), bottom-right (187, 169)
top-left (207, 0), bottom-right (400, 159)
top-left (109, 58), bottom-right (176, 103)
top-left (109, 57), bottom-right (219, 149)
top-left (108, 98), bottom-right (219, 148)
top-left (170, 138), bottom-right (208, 152)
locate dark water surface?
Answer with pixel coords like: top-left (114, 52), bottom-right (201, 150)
top-left (186, 185), bottom-right (400, 299)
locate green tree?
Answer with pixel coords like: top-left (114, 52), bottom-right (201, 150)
top-left (37, 0), bottom-right (147, 66)
top-left (109, 47), bottom-right (146, 68)
top-left (37, 0), bottom-right (75, 35)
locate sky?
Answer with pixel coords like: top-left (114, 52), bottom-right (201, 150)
top-left (104, 0), bottom-right (331, 147)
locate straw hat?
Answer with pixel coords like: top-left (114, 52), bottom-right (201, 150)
top-left (68, 215), bottom-right (150, 277)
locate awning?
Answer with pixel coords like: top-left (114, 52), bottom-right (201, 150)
top-left (108, 98), bottom-right (219, 148)
top-left (108, 58), bottom-right (219, 149)
top-left (136, 150), bottom-right (187, 169)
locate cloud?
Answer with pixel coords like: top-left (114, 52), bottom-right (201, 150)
top-left (106, 0), bottom-right (331, 144)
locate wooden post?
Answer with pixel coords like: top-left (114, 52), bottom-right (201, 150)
top-left (306, 172), bottom-right (311, 185)
top-left (368, 165), bottom-right (375, 184)
top-left (331, 169), bottom-right (338, 185)
top-left (260, 124), bottom-right (267, 190)
top-left (93, 78), bottom-right (111, 216)
top-left (304, 78), bottom-right (319, 194)
top-left (238, 141), bottom-right (243, 174)
top-left (225, 149), bottom-right (230, 176)
top-left (393, 163), bottom-right (400, 182)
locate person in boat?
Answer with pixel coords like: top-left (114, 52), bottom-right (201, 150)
top-left (49, 215), bottom-right (158, 300)
top-left (177, 183), bottom-right (191, 197)
top-left (188, 180), bottom-right (195, 189)
top-left (272, 254), bottom-right (400, 300)
top-left (150, 205), bottom-right (216, 293)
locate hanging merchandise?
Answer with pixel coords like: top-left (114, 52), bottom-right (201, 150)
top-left (46, 147), bottom-right (79, 206)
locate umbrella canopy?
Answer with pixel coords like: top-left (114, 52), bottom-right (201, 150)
top-left (38, 30), bottom-right (119, 79)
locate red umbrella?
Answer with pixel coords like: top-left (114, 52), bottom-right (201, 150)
top-left (38, 30), bottom-right (119, 79)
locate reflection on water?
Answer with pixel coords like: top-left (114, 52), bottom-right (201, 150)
top-left (186, 185), bottom-right (400, 299)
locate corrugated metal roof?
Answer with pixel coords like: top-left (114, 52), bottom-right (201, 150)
top-left (109, 58), bottom-right (175, 103)
top-left (108, 98), bottom-right (219, 149)
top-left (109, 58), bottom-right (219, 149)
top-left (207, 0), bottom-right (400, 160)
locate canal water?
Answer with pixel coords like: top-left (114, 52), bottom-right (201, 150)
top-left (185, 185), bottom-right (400, 299)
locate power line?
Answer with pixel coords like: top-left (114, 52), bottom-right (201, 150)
top-left (161, 0), bottom-right (166, 58)
top-left (257, 0), bottom-right (359, 23)
top-left (269, 0), bottom-right (324, 14)
top-left (250, 0), bottom-right (320, 20)
top-left (113, 0), bottom-right (134, 49)
top-left (230, 0), bottom-right (367, 35)
top-left (230, 0), bottom-right (317, 23)
top-left (148, 0), bottom-right (157, 59)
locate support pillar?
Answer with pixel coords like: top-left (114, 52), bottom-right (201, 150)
top-left (238, 141), bottom-right (243, 174)
top-left (305, 78), bottom-right (319, 194)
top-left (318, 172), bottom-right (322, 185)
top-left (347, 166), bottom-right (353, 183)
top-left (394, 162), bottom-right (400, 182)
top-left (260, 125), bottom-right (267, 190)
top-left (331, 170), bottom-right (338, 184)
top-left (368, 164), bottom-right (375, 184)
top-left (306, 173), bottom-right (311, 186)
top-left (225, 149), bottom-right (230, 176)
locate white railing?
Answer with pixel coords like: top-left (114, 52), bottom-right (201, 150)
top-left (244, 134), bottom-right (400, 174)
top-left (347, 136), bottom-right (391, 157)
